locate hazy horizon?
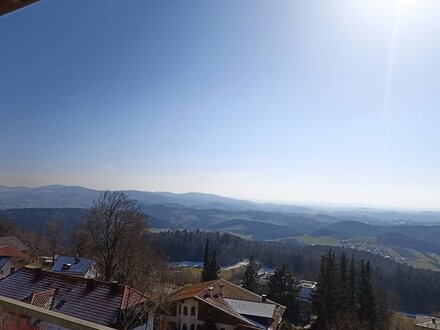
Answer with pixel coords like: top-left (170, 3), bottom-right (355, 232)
top-left (2, 0), bottom-right (440, 210)
top-left (2, 183), bottom-right (439, 212)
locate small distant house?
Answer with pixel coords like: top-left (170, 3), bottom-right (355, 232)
top-left (414, 315), bottom-right (440, 329)
top-left (167, 279), bottom-right (285, 330)
top-left (297, 280), bottom-right (317, 302)
top-left (0, 236), bottom-right (28, 253)
top-left (0, 267), bottom-right (158, 329)
top-left (0, 245), bottom-right (27, 261)
top-left (0, 256), bottom-right (18, 279)
top-left (0, 237), bottom-right (28, 277)
top-left (297, 280), bottom-right (317, 324)
top-left (51, 256), bottom-right (97, 278)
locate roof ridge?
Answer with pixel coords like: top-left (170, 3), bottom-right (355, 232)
top-left (217, 279), bottom-right (281, 306)
top-left (195, 295), bottom-right (254, 327)
top-left (195, 279), bottom-right (221, 296)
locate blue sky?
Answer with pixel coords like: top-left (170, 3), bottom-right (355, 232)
top-left (1, 0), bottom-right (440, 209)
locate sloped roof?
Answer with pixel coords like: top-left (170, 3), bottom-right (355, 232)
top-left (30, 288), bottom-right (56, 309)
top-left (414, 315), bottom-right (440, 329)
top-left (0, 256), bottom-right (11, 269)
top-left (170, 279), bottom-right (285, 329)
top-left (0, 236), bottom-right (28, 252)
top-left (0, 267), bottom-right (153, 326)
top-left (51, 256), bottom-right (94, 275)
top-left (0, 246), bottom-right (27, 260)
top-left (224, 298), bottom-right (275, 318)
top-left (169, 280), bottom-right (217, 301)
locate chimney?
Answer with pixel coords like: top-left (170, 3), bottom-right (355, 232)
top-left (34, 267), bottom-right (42, 280)
top-left (208, 286), bottom-right (214, 298)
top-left (86, 278), bottom-right (94, 292)
top-left (262, 294), bottom-right (267, 303)
top-left (110, 280), bottom-right (119, 295)
top-left (218, 284), bottom-right (224, 297)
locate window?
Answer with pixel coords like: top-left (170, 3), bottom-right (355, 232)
top-left (55, 300), bottom-right (66, 310)
top-left (191, 306), bottom-right (196, 316)
top-left (183, 324), bottom-right (187, 330)
top-left (190, 325), bottom-right (195, 330)
top-left (179, 304), bottom-right (181, 315)
top-left (183, 306), bottom-right (188, 316)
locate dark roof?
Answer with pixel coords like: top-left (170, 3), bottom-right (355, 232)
top-left (0, 236), bottom-right (28, 252)
top-left (0, 256), bottom-right (11, 269)
top-left (0, 0), bottom-right (39, 16)
top-left (0, 267), bottom-right (152, 326)
top-left (51, 256), bottom-right (94, 275)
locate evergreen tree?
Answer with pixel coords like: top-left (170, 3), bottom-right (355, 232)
top-left (210, 250), bottom-right (220, 280)
top-left (268, 264), bottom-right (300, 323)
top-left (201, 239), bottom-right (220, 281)
top-left (349, 257), bottom-right (356, 309)
top-left (201, 239), bottom-right (214, 281)
top-left (242, 256), bottom-right (260, 293)
top-left (364, 261), bottom-right (378, 327)
top-left (338, 252), bottom-right (350, 313)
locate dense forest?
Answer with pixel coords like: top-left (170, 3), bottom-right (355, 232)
top-left (150, 230), bottom-right (440, 314)
top-left (2, 208), bottom-right (440, 315)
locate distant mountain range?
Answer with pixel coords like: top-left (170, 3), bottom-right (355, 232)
top-left (0, 185), bottom-right (311, 213)
top-left (2, 185), bottom-right (440, 257)
top-left (1, 185), bottom-right (440, 223)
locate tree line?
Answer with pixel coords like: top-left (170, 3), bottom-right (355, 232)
top-left (311, 251), bottom-right (384, 329)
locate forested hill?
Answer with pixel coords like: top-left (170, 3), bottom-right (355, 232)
top-left (321, 220), bottom-right (440, 246)
top-left (0, 207), bottom-right (325, 240)
top-left (150, 230), bottom-right (440, 315)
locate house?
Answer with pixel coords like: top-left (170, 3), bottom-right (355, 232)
top-left (414, 315), bottom-right (440, 329)
top-left (297, 280), bottom-right (316, 302)
top-left (0, 245), bottom-right (28, 261)
top-left (0, 235), bottom-right (29, 253)
top-left (0, 256), bottom-right (17, 279)
top-left (51, 255), bottom-right (97, 278)
top-left (167, 279), bottom-right (285, 330)
top-left (0, 267), bottom-right (158, 329)
top-left (297, 280), bottom-right (317, 324)
top-left (0, 239), bottom-right (28, 278)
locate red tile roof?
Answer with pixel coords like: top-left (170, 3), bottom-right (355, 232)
top-left (0, 267), bottom-right (154, 327)
top-left (170, 279), bottom-right (285, 329)
top-left (0, 245), bottom-right (27, 260)
top-left (30, 289), bottom-right (55, 309)
top-left (0, 236), bottom-right (28, 252)
top-left (169, 280), bottom-right (217, 301)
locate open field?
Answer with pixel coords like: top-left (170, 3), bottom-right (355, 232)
top-left (294, 236), bottom-right (342, 247)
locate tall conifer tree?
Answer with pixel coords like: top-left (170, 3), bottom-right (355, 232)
top-left (242, 256), bottom-right (260, 293)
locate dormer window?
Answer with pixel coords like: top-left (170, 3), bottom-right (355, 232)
top-left (62, 263), bottom-right (71, 270)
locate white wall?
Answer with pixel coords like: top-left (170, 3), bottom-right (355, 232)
top-left (176, 299), bottom-right (199, 330)
top-left (0, 259), bottom-right (16, 279)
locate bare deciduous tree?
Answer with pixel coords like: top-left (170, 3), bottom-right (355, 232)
top-left (85, 190), bottom-right (149, 282)
top-left (46, 220), bottom-right (63, 263)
